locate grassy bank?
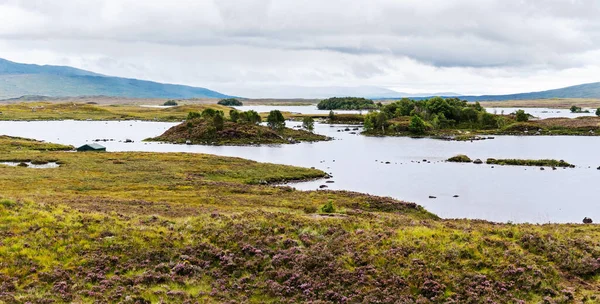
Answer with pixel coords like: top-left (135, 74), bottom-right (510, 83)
top-left (0, 102), bottom-right (230, 121)
top-left (486, 158), bottom-right (575, 168)
top-left (0, 141), bottom-right (599, 303)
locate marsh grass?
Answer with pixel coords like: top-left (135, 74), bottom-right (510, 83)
top-left (0, 140), bottom-right (598, 303)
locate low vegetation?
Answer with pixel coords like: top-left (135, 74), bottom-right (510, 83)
top-left (217, 98), bottom-right (243, 106)
top-left (163, 100), bottom-right (178, 106)
top-left (317, 97), bottom-right (377, 110)
top-left (0, 135), bottom-right (73, 153)
top-left (0, 140), bottom-right (598, 302)
top-left (446, 154), bottom-right (472, 163)
top-left (149, 109), bottom-right (328, 145)
top-left (447, 154), bottom-right (576, 167)
top-left (570, 105), bottom-right (590, 113)
top-left (486, 158), bottom-right (575, 168)
top-left (0, 102), bottom-right (231, 121)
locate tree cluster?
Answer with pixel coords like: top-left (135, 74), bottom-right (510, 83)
top-left (317, 97), bottom-right (377, 110)
top-left (217, 98), bottom-right (244, 106)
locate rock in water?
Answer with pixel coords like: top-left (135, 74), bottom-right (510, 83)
top-left (473, 159), bottom-right (483, 164)
top-left (583, 217), bottom-right (593, 224)
top-left (428, 196), bottom-right (437, 199)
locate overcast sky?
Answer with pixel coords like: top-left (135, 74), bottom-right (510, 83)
top-left (1, 0), bottom-right (599, 97)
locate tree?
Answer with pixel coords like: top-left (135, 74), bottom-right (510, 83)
top-left (267, 110), bottom-right (286, 131)
top-left (596, 108), bottom-right (600, 117)
top-left (163, 100), bottom-right (178, 106)
top-left (570, 105), bottom-right (581, 113)
top-left (240, 110), bottom-right (261, 125)
top-left (213, 112), bottom-right (224, 131)
top-left (201, 108), bottom-right (217, 119)
top-left (515, 109), bottom-right (529, 122)
top-left (408, 115), bottom-right (426, 134)
top-left (187, 111), bottom-right (201, 120)
top-left (328, 110), bottom-right (335, 122)
top-left (229, 109), bottom-right (240, 123)
top-left (302, 116), bottom-right (315, 132)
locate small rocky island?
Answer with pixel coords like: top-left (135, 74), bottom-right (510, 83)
top-left (149, 109), bottom-right (329, 145)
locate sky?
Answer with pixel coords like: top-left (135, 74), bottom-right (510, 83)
top-left (1, 0), bottom-right (600, 98)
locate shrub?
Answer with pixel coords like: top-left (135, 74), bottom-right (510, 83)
top-left (302, 116), bottom-right (315, 132)
top-left (163, 100), bottom-right (178, 106)
top-left (187, 112), bottom-right (201, 120)
top-left (320, 200), bottom-right (336, 213)
top-left (515, 110), bottom-right (529, 122)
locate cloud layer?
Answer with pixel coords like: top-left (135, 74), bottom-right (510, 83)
top-left (1, 0), bottom-right (599, 97)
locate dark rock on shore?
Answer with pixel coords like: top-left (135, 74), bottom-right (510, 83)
top-left (583, 217), bottom-right (593, 224)
top-left (473, 159), bottom-right (483, 164)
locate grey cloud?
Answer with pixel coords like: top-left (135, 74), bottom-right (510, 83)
top-left (1, 0), bottom-right (600, 69)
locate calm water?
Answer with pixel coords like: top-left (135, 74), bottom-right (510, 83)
top-left (1, 119), bottom-right (598, 224)
top-left (485, 107), bottom-right (596, 119)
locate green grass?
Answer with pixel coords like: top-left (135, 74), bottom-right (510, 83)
top-left (0, 140), bottom-right (598, 303)
top-left (0, 102), bottom-right (231, 122)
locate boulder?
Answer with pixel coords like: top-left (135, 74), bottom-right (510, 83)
top-left (473, 159), bottom-right (483, 164)
top-left (453, 195), bottom-right (459, 198)
top-left (319, 185), bottom-right (328, 189)
top-left (429, 196), bottom-right (437, 199)
top-left (583, 217), bottom-right (593, 224)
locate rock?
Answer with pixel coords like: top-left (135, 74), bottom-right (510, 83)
top-left (429, 196), bottom-right (437, 199)
top-left (552, 167), bottom-right (557, 170)
top-left (124, 139), bottom-right (134, 143)
top-left (453, 195), bottom-right (459, 198)
top-left (583, 217), bottom-right (593, 224)
top-left (344, 128), bottom-right (350, 131)
top-left (473, 159), bottom-right (483, 164)
top-left (385, 161), bottom-right (391, 164)
top-left (319, 185), bottom-right (328, 189)
top-left (325, 181), bottom-right (335, 184)
top-left (597, 166), bottom-right (600, 170)
top-left (186, 140), bottom-right (192, 145)
top-left (540, 167), bottom-right (545, 171)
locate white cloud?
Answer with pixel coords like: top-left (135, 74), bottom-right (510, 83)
top-left (0, 0), bottom-right (599, 97)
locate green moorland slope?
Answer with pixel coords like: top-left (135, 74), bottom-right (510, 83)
top-left (0, 137), bottom-right (599, 303)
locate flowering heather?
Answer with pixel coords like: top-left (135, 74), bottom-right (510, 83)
top-left (0, 141), bottom-right (599, 302)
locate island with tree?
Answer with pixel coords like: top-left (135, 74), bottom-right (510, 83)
top-left (317, 97), bottom-right (378, 110)
top-left (217, 98), bottom-right (244, 106)
top-left (148, 109), bottom-right (328, 145)
top-left (362, 97), bottom-right (600, 137)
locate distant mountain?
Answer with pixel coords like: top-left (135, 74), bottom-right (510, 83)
top-left (0, 58), bottom-right (231, 100)
top-left (458, 82), bottom-right (600, 102)
top-left (219, 85), bottom-right (463, 99)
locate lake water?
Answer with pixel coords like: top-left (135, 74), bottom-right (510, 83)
top-left (1, 119), bottom-right (598, 224)
top-left (485, 107), bottom-right (596, 119)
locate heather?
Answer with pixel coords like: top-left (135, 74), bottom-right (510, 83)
top-left (0, 140), bottom-right (599, 303)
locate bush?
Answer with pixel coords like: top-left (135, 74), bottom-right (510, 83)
top-left (163, 100), bottom-right (178, 106)
top-left (267, 110), bottom-right (286, 131)
top-left (320, 200), bottom-right (336, 213)
top-left (187, 112), bottom-right (201, 120)
top-left (218, 98), bottom-right (243, 106)
top-left (302, 116), bottom-right (315, 132)
top-left (515, 109), bottom-right (529, 122)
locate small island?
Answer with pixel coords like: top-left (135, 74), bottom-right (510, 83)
top-left (149, 109), bottom-right (328, 145)
top-left (447, 154), bottom-right (575, 168)
top-left (317, 97), bottom-right (378, 110)
top-left (217, 98), bottom-right (244, 106)
top-left (363, 97), bottom-right (600, 137)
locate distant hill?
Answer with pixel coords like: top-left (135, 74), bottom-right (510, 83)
top-left (0, 58), bottom-right (231, 100)
top-left (458, 82), bottom-right (600, 102)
